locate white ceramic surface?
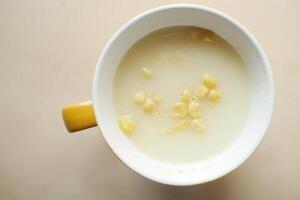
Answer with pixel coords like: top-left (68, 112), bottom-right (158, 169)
top-left (93, 4), bottom-right (274, 185)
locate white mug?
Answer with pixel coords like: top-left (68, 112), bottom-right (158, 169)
top-left (62, 4), bottom-right (274, 186)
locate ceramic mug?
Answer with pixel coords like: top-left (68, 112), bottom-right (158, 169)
top-left (62, 4), bottom-right (274, 185)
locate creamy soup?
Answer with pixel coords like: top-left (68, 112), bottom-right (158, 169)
top-left (113, 26), bottom-right (251, 163)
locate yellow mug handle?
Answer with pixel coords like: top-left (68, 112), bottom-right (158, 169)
top-left (62, 101), bottom-right (97, 133)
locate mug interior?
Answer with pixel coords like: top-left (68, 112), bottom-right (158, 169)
top-left (93, 4), bottom-right (273, 185)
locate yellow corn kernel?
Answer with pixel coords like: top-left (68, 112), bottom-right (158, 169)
top-left (141, 67), bottom-right (153, 78)
top-left (202, 74), bottom-right (217, 89)
top-left (188, 102), bottom-right (202, 118)
top-left (208, 89), bottom-right (221, 102)
top-left (152, 95), bottom-right (161, 104)
top-left (202, 30), bottom-right (215, 42)
top-left (173, 102), bottom-right (188, 117)
top-left (178, 118), bottom-right (190, 129)
top-left (133, 92), bottom-right (146, 105)
top-left (119, 115), bottom-right (136, 134)
top-left (181, 89), bottom-right (192, 103)
top-left (195, 85), bottom-right (209, 99)
top-left (143, 98), bottom-right (155, 112)
top-left (190, 119), bottom-right (205, 133)
top-left (168, 120), bottom-right (188, 133)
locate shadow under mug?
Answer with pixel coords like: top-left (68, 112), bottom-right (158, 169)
top-left (62, 4), bottom-right (274, 186)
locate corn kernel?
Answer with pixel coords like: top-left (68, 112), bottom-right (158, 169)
top-left (181, 89), bottom-right (192, 103)
top-left (141, 67), bottom-right (153, 78)
top-left (173, 102), bottom-right (188, 117)
top-left (188, 102), bottom-right (202, 118)
top-left (202, 30), bottom-right (215, 42)
top-left (208, 89), bottom-right (221, 102)
top-left (165, 118), bottom-right (190, 133)
top-left (171, 121), bottom-right (187, 132)
top-left (119, 115), bottom-right (136, 134)
top-left (178, 118), bottom-right (190, 128)
top-left (190, 119), bottom-right (205, 133)
top-left (202, 74), bottom-right (217, 88)
top-left (195, 85), bottom-right (209, 99)
top-left (152, 95), bottom-right (161, 104)
top-left (143, 98), bottom-right (155, 112)
top-left (133, 92), bottom-right (146, 105)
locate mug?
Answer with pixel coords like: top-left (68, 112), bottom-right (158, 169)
top-left (62, 4), bottom-right (274, 185)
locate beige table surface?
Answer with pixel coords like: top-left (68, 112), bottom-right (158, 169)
top-left (0, 0), bottom-right (299, 199)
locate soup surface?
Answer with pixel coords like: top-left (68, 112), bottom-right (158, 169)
top-left (114, 26), bottom-right (251, 163)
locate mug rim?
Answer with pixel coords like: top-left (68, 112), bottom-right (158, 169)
top-left (92, 4), bottom-right (274, 185)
